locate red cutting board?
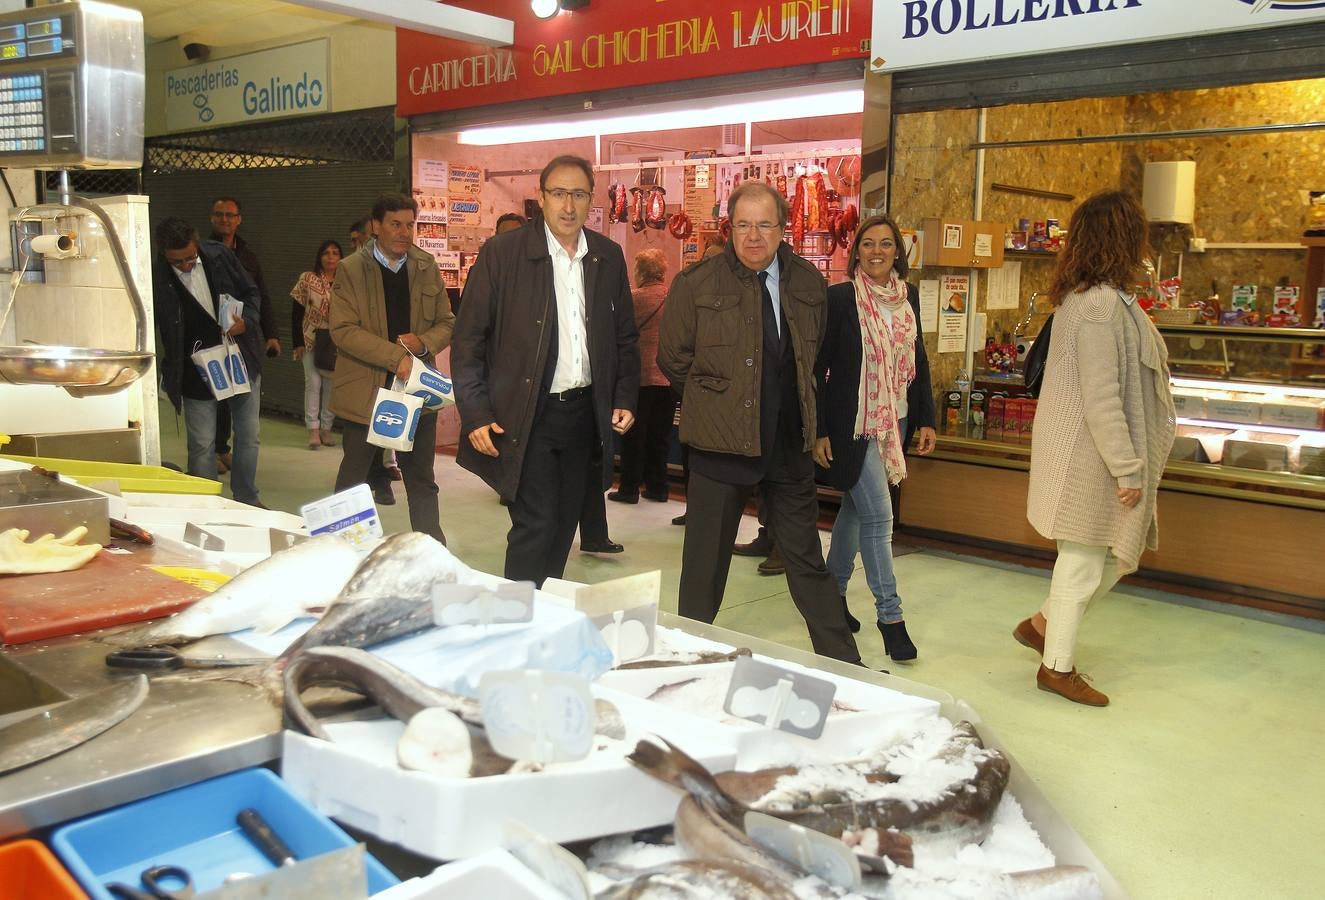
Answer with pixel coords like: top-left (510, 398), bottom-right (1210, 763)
top-left (0, 544), bottom-right (207, 645)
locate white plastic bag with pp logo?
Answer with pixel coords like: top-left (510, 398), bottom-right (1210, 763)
top-left (401, 355), bottom-right (454, 410)
top-left (223, 335), bottom-right (251, 396)
top-left (367, 377), bottom-right (424, 451)
top-left (190, 340), bottom-right (234, 400)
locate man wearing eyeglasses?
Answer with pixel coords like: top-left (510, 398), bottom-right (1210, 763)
top-left (453, 155), bottom-right (639, 586)
top-left (329, 193), bottom-right (455, 544)
top-left (658, 181), bottom-right (862, 665)
top-left (151, 217), bottom-right (267, 507)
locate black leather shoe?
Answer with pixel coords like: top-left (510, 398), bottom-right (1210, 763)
top-left (756, 545), bottom-right (785, 576)
top-left (581, 539), bottom-right (624, 554)
top-left (641, 489), bottom-right (670, 502)
top-left (841, 596), bottom-right (861, 633)
top-left (608, 490), bottom-right (639, 504)
top-left (879, 620), bottom-right (918, 662)
top-left (671, 513), bottom-right (687, 526)
top-left (373, 488), bottom-right (396, 506)
top-left (733, 530), bottom-right (773, 557)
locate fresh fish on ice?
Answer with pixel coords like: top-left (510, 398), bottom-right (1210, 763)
top-left (131, 533), bottom-right (362, 646)
top-left (593, 859), bottom-right (800, 900)
top-left (616, 648), bottom-right (752, 670)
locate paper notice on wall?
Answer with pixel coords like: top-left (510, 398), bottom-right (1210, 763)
top-left (938, 274), bottom-right (969, 353)
top-left (418, 160), bottom-right (448, 191)
top-left (918, 279), bottom-right (940, 333)
top-left (587, 207), bottom-right (604, 231)
top-left (448, 163), bottom-right (482, 197)
top-left (973, 232), bottom-right (994, 258)
top-left (985, 260), bottom-right (1021, 310)
top-left (938, 309), bottom-right (967, 353)
top-left (685, 150), bottom-right (718, 224)
top-left (901, 228), bottom-right (922, 271)
top-left (447, 197), bottom-right (482, 228)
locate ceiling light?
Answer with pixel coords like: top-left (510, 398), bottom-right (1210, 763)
top-left (531, 0), bottom-right (559, 19)
top-left (457, 83), bottom-right (864, 146)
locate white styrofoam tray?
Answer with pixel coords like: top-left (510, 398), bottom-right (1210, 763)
top-left (280, 688), bottom-right (735, 860)
top-left (373, 849), bottom-right (562, 900)
top-left (596, 658), bottom-right (941, 769)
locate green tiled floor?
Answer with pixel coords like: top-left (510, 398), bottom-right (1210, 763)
top-left (160, 403), bottom-right (1324, 899)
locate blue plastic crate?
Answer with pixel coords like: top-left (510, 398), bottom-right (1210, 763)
top-left (50, 768), bottom-right (398, 899)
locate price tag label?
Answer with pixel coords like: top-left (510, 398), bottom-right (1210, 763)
top-left (300, 484), bottom-right (383, 550)
top-left (433, 581), bottom-right (535, 627)
top-left (573, 570), bottom-right (660, 665)
top-left (182, 522), bottom-right (225, 551)
top-left (268, 528), bottom-right (309, 554)
top-left (744, 811), bottom-right (861, 888)
top-left (479, 670), bottom-right (595, 764)
top-left (722, 656), bottom-right (836, 739)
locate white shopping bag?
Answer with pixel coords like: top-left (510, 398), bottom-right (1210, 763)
top-left (223, 335), bottom-right (251, 396)
top-left (190, 340), bottom-right (234, 400)
top-left (402, 355), bottom-right (455, 410)
top-left (367, 378), bottom-right (425, 451)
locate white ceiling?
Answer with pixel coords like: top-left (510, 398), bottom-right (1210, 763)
top-left (107, 0), bottom-right (354, 48)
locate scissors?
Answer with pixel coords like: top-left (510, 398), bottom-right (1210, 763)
top-left (106, 864), bottom-right (195, 899)
top-left (105, 647), bottom-right (269, 671)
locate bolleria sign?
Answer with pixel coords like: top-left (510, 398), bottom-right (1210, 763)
top-left (871, 0), bottom-right (1325, 72)
top-left (165, 39), bottom-right (329, 132)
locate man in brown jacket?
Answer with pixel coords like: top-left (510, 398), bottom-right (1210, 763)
top-left (330, 194), bottom-right (455, 543)
top-left (658, 182), bottom-right (861, 664)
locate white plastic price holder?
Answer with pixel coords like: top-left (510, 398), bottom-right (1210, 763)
top-left (744, 811), bottom-right (862, 889)
top-left (502, 821), bottom-right (592, 900)
top-left (300, 484), bottom-right (383, 550)
top-left (574, 570), bottom-right (661, 664)
top-left (268, 528), bottom-right (309, 554)
top-left (182, 522), bottom-right (225, 552)
top-left (722, 656), bottom-right (836, 739)
top-left (479, 670), bottom-right (595, 765)
top-left (432, 581), bottom-right (535, 627)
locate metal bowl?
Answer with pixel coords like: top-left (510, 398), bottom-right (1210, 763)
top-left (0, 345), bottom-right (154, 397)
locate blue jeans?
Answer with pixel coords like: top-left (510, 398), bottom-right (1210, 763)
top-left (183, 376), bottom-right (262, 505)
top-left (826, 420), bottom-right (904, 624)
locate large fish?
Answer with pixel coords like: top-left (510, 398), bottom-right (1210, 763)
top-left (283, 645), bottom-right (625, 777)
top-left (593, 859), bottom-right (800, 899)
top-left (132, 533), bottom-right (362, 646)
top-left (275, 532), bottom-right (471, 662)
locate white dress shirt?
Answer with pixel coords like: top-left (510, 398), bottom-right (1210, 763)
top-left (545, 223), bottom-right (591, 392)
top-left (175, 261), bottom-right (216, 322)
top-left (758, 255), bottom-right (782, 336)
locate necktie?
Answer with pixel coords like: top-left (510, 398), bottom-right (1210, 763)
top-left (758, 270), bottom-right (779, 339)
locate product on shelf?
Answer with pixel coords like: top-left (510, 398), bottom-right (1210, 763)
top-left (1176, 424), bottom-right (1236, 463)
top-left (1222, 430), bottom-right (1302, 472)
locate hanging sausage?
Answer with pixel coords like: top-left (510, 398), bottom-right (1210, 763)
top-left (646, 186), bottom-right (667, 229)
top-left (608, 183), bottom-right (628, 224)
top-left (791, 176), bottom-right (807, 248)
top-left (629, 187), bottom-right (646, 232)
top-left (668, 211), bottom-right (693, 240)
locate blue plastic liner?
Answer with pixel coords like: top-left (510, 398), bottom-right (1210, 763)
top-left (50, 767), bottom-right (398, 898)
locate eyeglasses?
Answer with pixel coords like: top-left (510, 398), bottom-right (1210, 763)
top-left (167, 255), bottom-right (199, 269)
top-left (732, 222), bottom-right (782, 235)
top-left (543, 188), bottom-right (592, 204)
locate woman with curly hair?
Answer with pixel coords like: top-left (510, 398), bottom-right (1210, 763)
top-left (1016, 191), bottom-right (1175, 706)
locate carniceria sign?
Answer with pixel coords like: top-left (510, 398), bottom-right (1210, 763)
top-left (165, 39), bottom-right (329, 131)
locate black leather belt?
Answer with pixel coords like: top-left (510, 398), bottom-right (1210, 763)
top-left (548, 385), bottom-right (591, 401)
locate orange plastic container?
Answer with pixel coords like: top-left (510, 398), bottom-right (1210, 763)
top-left (0, 839), bottom-right (88, 898)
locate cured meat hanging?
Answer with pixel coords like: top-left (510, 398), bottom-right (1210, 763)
top-left (629, 187), bottom-right (647, 233)
top-left (646, 186), bottom-right (667, 229)
top-left (667, 211), bottom-right (693, 240)
top-left (608, 183), bottom-right (628, 224)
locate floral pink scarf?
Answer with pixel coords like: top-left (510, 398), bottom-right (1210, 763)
top-left (853, 269), bottom-right (917, 485)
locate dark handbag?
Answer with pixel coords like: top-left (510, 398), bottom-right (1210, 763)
top-left (1021, 312), bottom-right (1054, 398)
top-left (312, 328), bottom-right (337, 372)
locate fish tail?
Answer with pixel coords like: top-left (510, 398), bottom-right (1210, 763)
top-left (627, 737), bottom-right (744, 821)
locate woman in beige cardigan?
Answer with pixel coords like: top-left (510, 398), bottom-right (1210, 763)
top-left (1016, 191), bottom-right (1175, 706)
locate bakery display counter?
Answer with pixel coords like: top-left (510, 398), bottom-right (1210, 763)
top-left (899, 435), bottom-right (1325, 616)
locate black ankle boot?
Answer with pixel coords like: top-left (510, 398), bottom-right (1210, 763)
top-left (879, 620), bottom-right (917, 662)
top-left (841, 596), bottom-right (861, 633)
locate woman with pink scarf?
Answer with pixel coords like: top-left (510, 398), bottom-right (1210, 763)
top-left (813, 215), bottom-right (937, 662)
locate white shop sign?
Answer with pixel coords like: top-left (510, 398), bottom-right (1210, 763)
top-left (165, 39), bottom-right (329, 131)
top-left (871, 1), bottom-right (1325, 73)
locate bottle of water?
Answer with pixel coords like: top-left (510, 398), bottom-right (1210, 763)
top-left (955, 369), bottom-right (971, 436)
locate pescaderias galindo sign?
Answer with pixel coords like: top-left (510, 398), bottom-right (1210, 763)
top-left (870, 0), bottom-right (1325, 72)
top-left (165, 39), bottom-right (329, 131)
top-left (397, 0), bottom-right (869, 117)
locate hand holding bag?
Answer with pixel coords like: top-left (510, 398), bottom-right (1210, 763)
top-left (312, 328), bottom-right (337, 372)
top-left (190, 340), bottom-right (234, 400)
top-left (1021, 312), bottom-right (1053, 399)
top-left (367, 377), bottom-right (425, 451)
top-left (400, 355), bottom-right (454, 410)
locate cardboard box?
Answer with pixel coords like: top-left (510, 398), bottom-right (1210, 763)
top-left (987, 395), bottom-right (1006, 441)
top-left (1171, 392), bottom-right (1208, 419)
top-left (1259, 398), bottom-right (1325, 430)
top-left (1207, 397), bottom-right (1262, 426)
top-left (1222, 431), bottom-right (1300, 472)
top-left (1018, 399), bottom-right (1037, 442)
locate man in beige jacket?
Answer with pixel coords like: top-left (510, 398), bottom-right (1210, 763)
top-left (330, 194), bottom-right (455, 543)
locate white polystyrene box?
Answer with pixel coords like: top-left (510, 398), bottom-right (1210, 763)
top-left (280, 689), bottom-right (735, 860)
top-left (596, 657), bottom-right (941, 770)
top-left (373, 849), bottom-right (562, 900)
top-left (1142, 161), bottom-right (1196, 224)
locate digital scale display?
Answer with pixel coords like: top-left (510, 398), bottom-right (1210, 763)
top-left (0, 18), bottom-right (64, 63)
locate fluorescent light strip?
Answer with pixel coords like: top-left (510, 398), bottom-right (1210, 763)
top-left (457, 85), bottom-right (865, 146)
top-left (1171, 376), bottom-right (1325, 400)
top-left (1177, 417), bottom-right (1321, 437)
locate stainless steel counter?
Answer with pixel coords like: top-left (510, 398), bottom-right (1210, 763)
top-left (0, 629), bottom-right (281, 838)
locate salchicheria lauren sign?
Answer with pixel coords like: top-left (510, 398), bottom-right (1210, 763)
top-left (871, 0), bottom-right (1325, 72)
top-left (165, 39), bottom-right (329, 131)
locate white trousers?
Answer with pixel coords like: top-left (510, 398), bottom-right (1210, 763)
top-left (1040, 540), bottom-right (1127, 672)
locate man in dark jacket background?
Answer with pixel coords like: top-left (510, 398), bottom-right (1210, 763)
top-left (452, 155), bottom-right (639, 586)
top-left (658, 181), bottom-right (861, 664)
top-left (151, 217), bottom-right (266, 507)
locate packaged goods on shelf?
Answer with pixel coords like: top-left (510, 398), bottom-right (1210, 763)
top-left (1168, 435), bottom-right (1209, 463)
top-left (1222, 430), bottom-right (1302, 472)
top-left (1259, 395), bottom-right (1325, 430)
top-left (1176, 424), bottom-right (1237, 463)
top-left (1207, 395), bottom-right (1263, 426)
top-left (1171, 392), bottom-right (1208, 419)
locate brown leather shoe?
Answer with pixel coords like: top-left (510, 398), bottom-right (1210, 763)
top-left (733, 529), bottom-right (773, 557)
top-left (1013, 618), bottom-right (1045, 656)
top-left (1037, 665), bottom-right (1109, 706)
top-left (756, 545), bottom-right (785, 576)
